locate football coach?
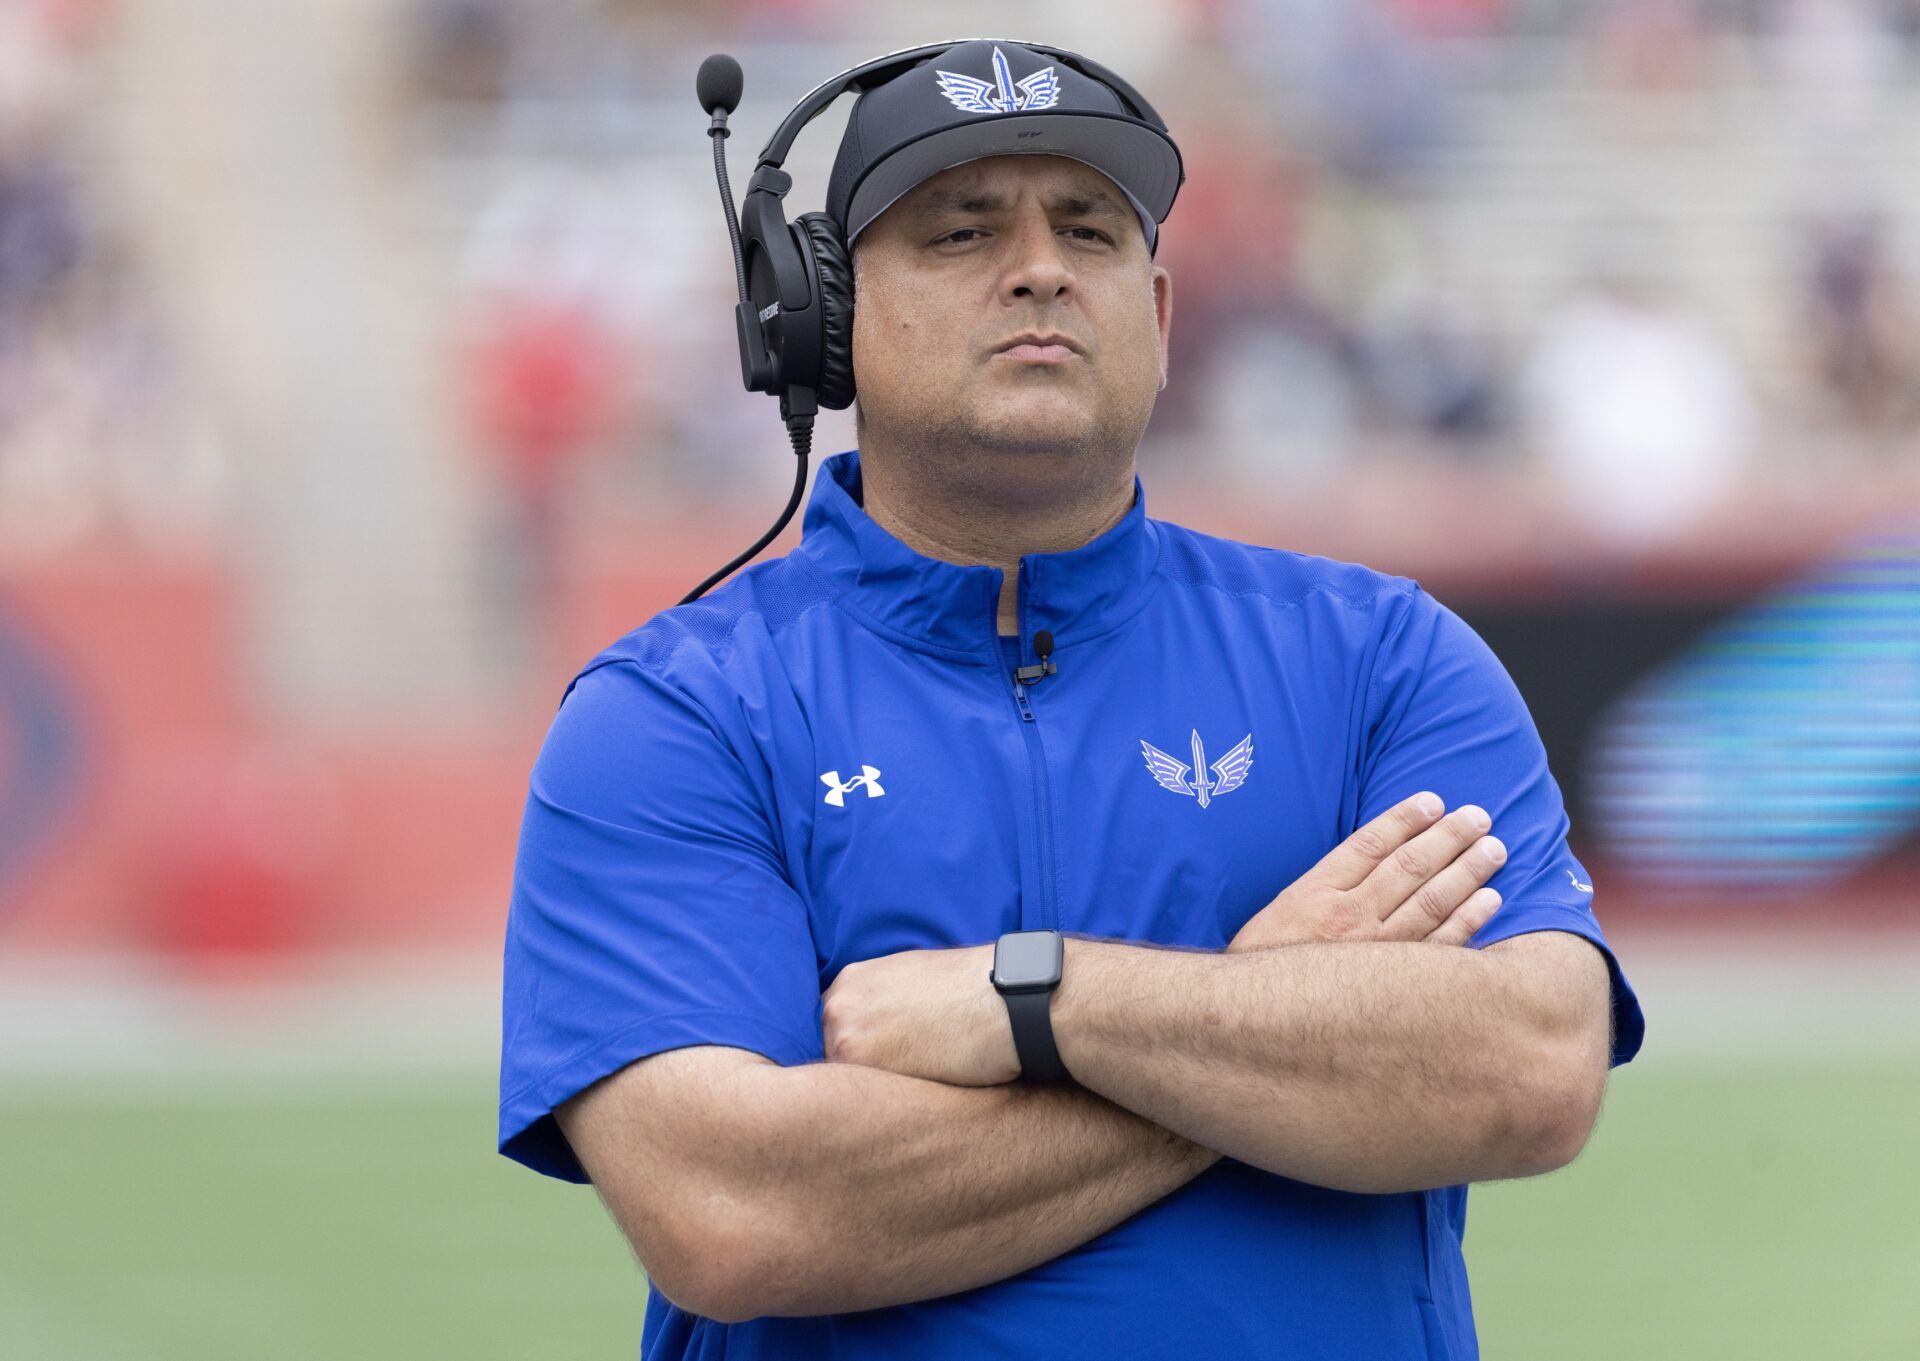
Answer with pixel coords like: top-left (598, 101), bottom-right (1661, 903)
top-left (498, 37), bottom-right (1646, 1360)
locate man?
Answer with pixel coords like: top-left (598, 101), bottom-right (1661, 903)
top-left (498, 38), bottom-right (1645, 1360)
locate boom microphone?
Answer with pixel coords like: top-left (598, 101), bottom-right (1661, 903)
top-left (680, 53), bottom-right (813, 606)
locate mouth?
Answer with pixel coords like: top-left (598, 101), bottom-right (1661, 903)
top-left (993, 334), bottom-right (1083, 366)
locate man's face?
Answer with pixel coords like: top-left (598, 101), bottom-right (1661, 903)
top-left (849, 155), bottom-right (1172, 468)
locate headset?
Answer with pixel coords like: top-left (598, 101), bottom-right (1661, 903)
top-left (681, 40), bottom-right (1177, 603)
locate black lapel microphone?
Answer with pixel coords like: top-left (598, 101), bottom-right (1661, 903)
top-left (1015, 631), bottom-right (1058, 685)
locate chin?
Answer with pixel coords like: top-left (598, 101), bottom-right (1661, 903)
top-left (967, 403), bottom-right (1109, 454)
top-left (980, 386), bottom-right (1102, 425)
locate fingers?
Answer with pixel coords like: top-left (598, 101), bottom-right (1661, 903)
top-left (1310, 791), bottom-right (1446, 891)
top-left (1375, 822), bottom-right (1505, 941)
top-left (1426, 887), bottom-right (1503, 946)
top-left (1364, 804), bottom-right (1506, 932)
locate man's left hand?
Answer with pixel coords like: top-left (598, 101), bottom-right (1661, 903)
top-left (821, 944), bottom-right (1019, 1086)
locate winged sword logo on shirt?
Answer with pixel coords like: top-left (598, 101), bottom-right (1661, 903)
top-left (821, 765), bottom-right (885, 808)
top-left (934, 46), bottom-right (1062, 115)
top-left (1140, 731), bottom-right (1254, 809)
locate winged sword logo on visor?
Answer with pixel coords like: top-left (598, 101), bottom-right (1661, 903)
top-left (935, 46), bottom-right (1061, 115)
top-left (1140, 731), bottom-right (1254, 810)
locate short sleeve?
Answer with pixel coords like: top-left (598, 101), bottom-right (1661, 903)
top-left (1358, 586), bottom-right (1645, 1067)
top-left (498, 658), bottom-right (826, 1183)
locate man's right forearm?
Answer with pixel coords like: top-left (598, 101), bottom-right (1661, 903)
top-left (570, 1048), bottom-right (1218, 1321)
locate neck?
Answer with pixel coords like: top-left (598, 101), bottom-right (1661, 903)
top-left (856, 445), bottom-right (1137, 637)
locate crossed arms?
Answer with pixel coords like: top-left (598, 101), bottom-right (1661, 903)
top-left (555, 792), bottom-right (1616, 1324)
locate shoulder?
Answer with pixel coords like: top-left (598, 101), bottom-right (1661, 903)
top-left (558, 549), bottom-right (833, 709)
top-left (1150, 515), bottom-right (1424, 620)
top-left (531, 553), bottom-right (833, 800)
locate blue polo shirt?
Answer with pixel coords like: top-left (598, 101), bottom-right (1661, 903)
top-left (499, 447), bottom-right (1645, 1360)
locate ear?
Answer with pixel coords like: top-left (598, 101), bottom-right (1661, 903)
top-left (1152, 264), bottom-right (1173, 391)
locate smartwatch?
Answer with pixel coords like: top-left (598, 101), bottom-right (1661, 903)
top-left (991, 929), bottom-right (1071, 1084)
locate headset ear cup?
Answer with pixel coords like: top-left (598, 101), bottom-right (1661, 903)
top-left (797, 212), bottom-right (856, 411)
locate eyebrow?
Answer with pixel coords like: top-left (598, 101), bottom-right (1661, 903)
top-left (907, 185), bottom-right (1131, 225)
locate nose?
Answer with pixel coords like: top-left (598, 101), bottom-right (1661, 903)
top-left (999, 207), bottom-right (1073, 305)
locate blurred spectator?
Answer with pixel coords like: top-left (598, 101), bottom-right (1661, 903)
top-left (1770, 0), bottom-right (1899, 140)
top-left (1231, 0), bottom-right (1457, 186)
top-left (0, 134), bottom-right (84, 333)
top-left (0, 12), bottom-right (225, 559)
top-left (454, 165), bottom-right (660, 648)
top-left (459, 289), bottom-right (622, 653)
top-left (1150, 120), bottom-right (1316, 444)
top-left (1145, 114), bottom-right (1369, 486)
top-left (1520, 227), bottom-right (1754, 546)
top-left (0, 248), bottom-right (223, 554)
top-left (1355, 251), bottom-right (1502, 451)
top-left (1586, 0), bottom-right (1710, 93)
top-left (0, 0), bottom-right (79, 132)
top-left (1792, 208), bottom-right (1920, 442)
top-left (1189, 283), bottom-right (1361, 491)
top-left (407, 0), bottom-right (516, 107)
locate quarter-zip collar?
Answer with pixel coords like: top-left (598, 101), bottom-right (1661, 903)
top-left (791, 447), bottom-right (1162, 664)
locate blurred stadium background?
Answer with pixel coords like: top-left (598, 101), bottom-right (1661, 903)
top-left (1, 0), bottom-right (1917, 1355)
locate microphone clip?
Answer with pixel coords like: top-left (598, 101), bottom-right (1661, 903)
top-left (1014, 631), bottom-right (1057, 684)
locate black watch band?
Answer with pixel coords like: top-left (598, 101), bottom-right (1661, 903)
top-left (1002, 986), bottom-right (1070, 1084)
top-left (993, 930), bottom-right (1070, 1085)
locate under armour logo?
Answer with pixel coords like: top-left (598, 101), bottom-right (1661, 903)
top-left (1568, 869), bottom-right (1592, 893)
top-left (1140, 730), bottom-right (1254, 810)
top-left (821, 765), bottom-right (885, 808)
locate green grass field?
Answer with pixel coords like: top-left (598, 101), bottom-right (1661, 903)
top-left (2, 1050), bottom-right (1916, 1359)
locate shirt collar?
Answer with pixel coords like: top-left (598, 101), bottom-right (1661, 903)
top-left (791, 447), bottom-right (1162, 664)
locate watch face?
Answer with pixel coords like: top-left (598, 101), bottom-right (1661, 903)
top-left (994, 930), bottom-right (1063, 991)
